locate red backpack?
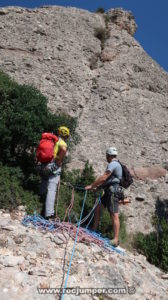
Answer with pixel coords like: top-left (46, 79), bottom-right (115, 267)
top-left (36, 133), bottom-right (59, 163)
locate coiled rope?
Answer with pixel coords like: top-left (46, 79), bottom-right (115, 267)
top-left (22, 215), bottom-right (124, 255)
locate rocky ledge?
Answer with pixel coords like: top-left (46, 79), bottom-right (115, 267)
top-left (0, 207), bottom-right (167, 300)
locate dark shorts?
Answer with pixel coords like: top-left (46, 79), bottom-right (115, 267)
top-left (101, 186), bottom-right (123, 214)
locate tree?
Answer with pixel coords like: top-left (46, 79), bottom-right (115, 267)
top-left (0, 70), bottom-right (77, 169)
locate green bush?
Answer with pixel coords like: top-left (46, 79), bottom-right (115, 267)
top-left (0, 70), bottom-right (78, 169)
top-left (94, 27), bottom-right (110, 49)
top-left (95, 8), bottom-right (105, 14)
top-left (0, 70), bottom-right (78, 173)
top-left (119, 212), bottom-right (127, 243)
top-left (98, 208), bottom-right (127, 242)
top-left (134, 218), bottom-right (168, 272)
top-left (0, 163), bottom-right (41, 214)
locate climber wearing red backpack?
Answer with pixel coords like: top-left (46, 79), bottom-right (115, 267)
top-left (37, 126), bottom-right (70, 220)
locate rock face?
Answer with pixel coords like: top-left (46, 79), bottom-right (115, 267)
top-left (106, 8), bottom-right (137, 35)
top-left (0, 6), bottom-right (168, 174)
top-left (120, 175), bottom-right (168, 234)
top-left (0, 6), bottom-right (168, 235)
top-left (0, 7), bottom-right (168, 294)
top-left (0, 209), bottom-right (168, 300)
top-left (130, 166), bottom-right (167, 180)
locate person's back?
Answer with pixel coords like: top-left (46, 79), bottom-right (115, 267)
top-left (106, 159), bottom-right (122, 184)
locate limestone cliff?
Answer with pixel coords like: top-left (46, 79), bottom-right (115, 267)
top-left (0, 7), bottom-right (168, 298)
top-left (0, 6), bottom-right (168, 234)
top-left (0, 6), bottom-right (167, 173)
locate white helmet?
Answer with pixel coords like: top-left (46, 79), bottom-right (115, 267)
top-left (106, 147), bottom-right (118, 156)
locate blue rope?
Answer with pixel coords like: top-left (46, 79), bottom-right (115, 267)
top-left (83, 228), bottom-right (125, 255)
top-left (22, 214), bottom-right (60, 232)
top-left (74, 194), bottom-right (101, 227)
top-left (22, 214), bottom-right (125, 255)
top-left (61, 190), bottom-right (88, 300)
top-left (85, 193), bottom-right (101, 229)
top-left (85, 211), bottom-right (94, 229)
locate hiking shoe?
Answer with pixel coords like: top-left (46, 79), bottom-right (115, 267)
top-left (110, 239), bottom-right (119, 247)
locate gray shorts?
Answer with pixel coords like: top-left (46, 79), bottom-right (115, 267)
top-left (101, 186), bottom-right (121, 214)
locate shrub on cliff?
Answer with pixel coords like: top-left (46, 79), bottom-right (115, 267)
top-left (0, 163), bottom-right (41, 213)
top-left (0, 70), bottom-right (78, 170)
top-left (134, 217), bottom-right (168, 272)
top-left (95, 8), bottom-right (105, 14)
top-left (94, 27), bottom-right (110, 49)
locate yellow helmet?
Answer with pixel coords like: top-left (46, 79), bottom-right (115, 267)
top-left (58, 126), bottom-right (70, 137)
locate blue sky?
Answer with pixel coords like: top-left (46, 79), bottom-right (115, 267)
top-left (0, 0), bottom-right (168, 72)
